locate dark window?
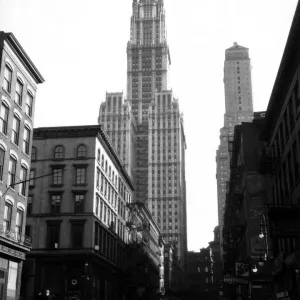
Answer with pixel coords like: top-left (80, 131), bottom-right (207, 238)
top-left (26, 92), bottom-right (33, 117)
top-left (23, 126), bottom-right (31, 155)
top-left (3, 64), bottom-right (12, 93)
top-left (25, 225), bottom-right (31, 237)
top-left (47, 223), bottom-right (60, 248)
top-left (15, 209), bottom-right (24, 236)
top-left (0, 103), bottom-right (9, 135)
top-left (52, 168), bottom-right (63, 185)
top-left (31, 147), bottom-right (37, 161)
top-left (0, 147), bottom-right (5, 181)
top-left (27, 195), bottom-right (33, 215)
top-left (20, 165), bottom-right (28, 196)
top-left (74, 194), bottom-right (85, 213)
top-left (75, 167), bottom-right (86, 185)
top-left (71, 223), bottom-right (84, 248)
top-left (8, 156), bottom-right (17, 188)
top-left (16, 79), bottom-right (23, 105)
top-left (3, 202), bottom-right (13, 232)
top-left (11, 115), bottom-right (20, 145)
top-left (54, 146), bottom-right (64, 159)
top-left (29, 169), bottom-right (35, 187)
top-left (77, 145), bottom-right (86, 158)
top-left (51, 194), bottom-right (61, 213)
top-left (96, 169), bottom-right (100, 189)
top-left (97, 149), bottom-right (101, 162)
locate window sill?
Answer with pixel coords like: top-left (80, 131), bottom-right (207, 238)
top-left (10, 141), bottom-right (19, 149)
top-left (14, 101), bottom-right (23, 110)
top-left (21, 150), bottom-right (30, 158)
top-left (18, 192), bottom-right (26, 199)
top-left (0, 131), bottom-right (8, 139)
top-left (25, 112), bottom-right (33, 121)
top-left (50, 184), bottom-right (64, 188)
top-left (2, 87), bottom-right (11, 97)
top-left (74, 183), bottom-right (87, 187)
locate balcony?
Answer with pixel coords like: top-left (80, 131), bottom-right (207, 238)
top-left (0, 225), bottom-right (32, 248)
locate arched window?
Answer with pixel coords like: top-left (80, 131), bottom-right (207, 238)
top-left (26, 91), bottom-right (34, 117)
top-left (8, 155), bottom-right (17, 189)
top-left (77, 144), bottom-right (87, 158)
top-left (20, 164), bottom-right (28, 196)
top-left (101, 155), bottom-right (104, 168)
top-left (0, 146), bottom-right (5, 181)
top-left (23, 126), bottom-right (31, 155)
top-left (3, 63), bottom-right (13, 93)
top-left (54, 145), bottom-right (64, 159)
top-left (31, 147), bottom-right (37, 161)
top-left (97, 149), bottom-right (101, 162)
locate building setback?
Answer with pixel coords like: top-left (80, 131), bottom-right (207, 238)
top-left (216, 42), bottom-right (253, 258)
top-left (0, 31), bottom-right (44, 300)
top-left (99, 0), bottom-right (188, 270)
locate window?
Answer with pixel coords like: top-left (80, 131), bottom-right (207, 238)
top-left (3, 64), bottom-right (12, 93)
top-left (16, 79), bottom-right (23, 105)
top-left (52, 168), bottom-right (63, 185)
top-left (23, 126), bottom-right (31, 155)
top-left (3, 202), bottom-right (13, 232)
top-left (29, 169), bottom-right (35, 187)
top-left (101, 155), bottom-right (104, 168)
top-left (51, 194), bottom-right (61, 213)
top-left (15, 209), bottom-right (24, 237)
top-left (96, 169), bottom-right (100, 189)
top-left (8, 156), bottom-right (17, 188)
top-left (75, 167), bottom-right (86, 185)
top-left (97, 149), bottom-right (101, 162)
top-left (31, 147), bottom-right (37, 161)
top-left (0, 147), bottom-right (5, 181)
top-left (47, 222), bottom-right (60, 248)
top-left (54, 145), bottom-right (64, 159)
top-left (11, 115), bottom-right (20, 145)
top-left (74, 194), bottom-right (85, 213)
top-left (26, 92), bottom-right (33, 117)
top-left (0, 103), bottom-right (9, 135)
top-left (27, 195), bottom-right (32, 215)
top-left (20, 165), bottom-right (28, 196)
top-left (71, 222), bottom-right (84, 248)
top-left (77, 144), bottom-right (86, 158)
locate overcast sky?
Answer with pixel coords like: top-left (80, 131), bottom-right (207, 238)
top-left (0, 0), bottom-right (298, 251)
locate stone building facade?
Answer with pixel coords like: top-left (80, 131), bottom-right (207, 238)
top-left (99, 0), bottom-right (188, 270)
top-left (0, 31), bottom-right (44, 300)
top-left (22, 125), bottom-right (135, 299)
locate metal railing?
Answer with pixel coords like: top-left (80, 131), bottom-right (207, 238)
top-left (0, 225), bottom-right (32, 247)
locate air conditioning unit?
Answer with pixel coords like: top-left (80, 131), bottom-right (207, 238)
top-left (95, 245), bottom-right (99, 251)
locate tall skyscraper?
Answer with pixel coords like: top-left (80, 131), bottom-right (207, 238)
top-left (99, 0), bottom-right (187, 268)
top-left (216, 42), bottom-right (253, 257)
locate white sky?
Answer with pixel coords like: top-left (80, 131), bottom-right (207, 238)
top-left (0, 0), bottom-right (298, 251)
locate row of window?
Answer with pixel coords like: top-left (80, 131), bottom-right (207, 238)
top-left (0, 102), bottom-right (31, 154)
top-left (3, 63), bottom-right (34, 117)
top-left (51, 166), bottom-right (86, 186)
top-left (3, 201), bottom-right (24, 236)
top-left (0, 149), bottom-right (28, 196)
top-left (27, 193), bottom-right (87, 215)
top-left (31, 144), bottom-right (88, 161)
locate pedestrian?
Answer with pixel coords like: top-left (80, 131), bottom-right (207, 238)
top-left (45, 290), bottom-right (52, 300)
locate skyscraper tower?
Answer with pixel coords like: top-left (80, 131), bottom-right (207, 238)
top-left (216, 43), bottom-right (253, 258)
top-left (98, 0), bottom-right (187, 268)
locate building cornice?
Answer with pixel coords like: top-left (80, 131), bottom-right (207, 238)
top-left (0, 31), bottom-right (45, 84)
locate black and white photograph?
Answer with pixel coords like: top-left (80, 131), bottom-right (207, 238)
top-left (0, 0), bottom-right (299, 299)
